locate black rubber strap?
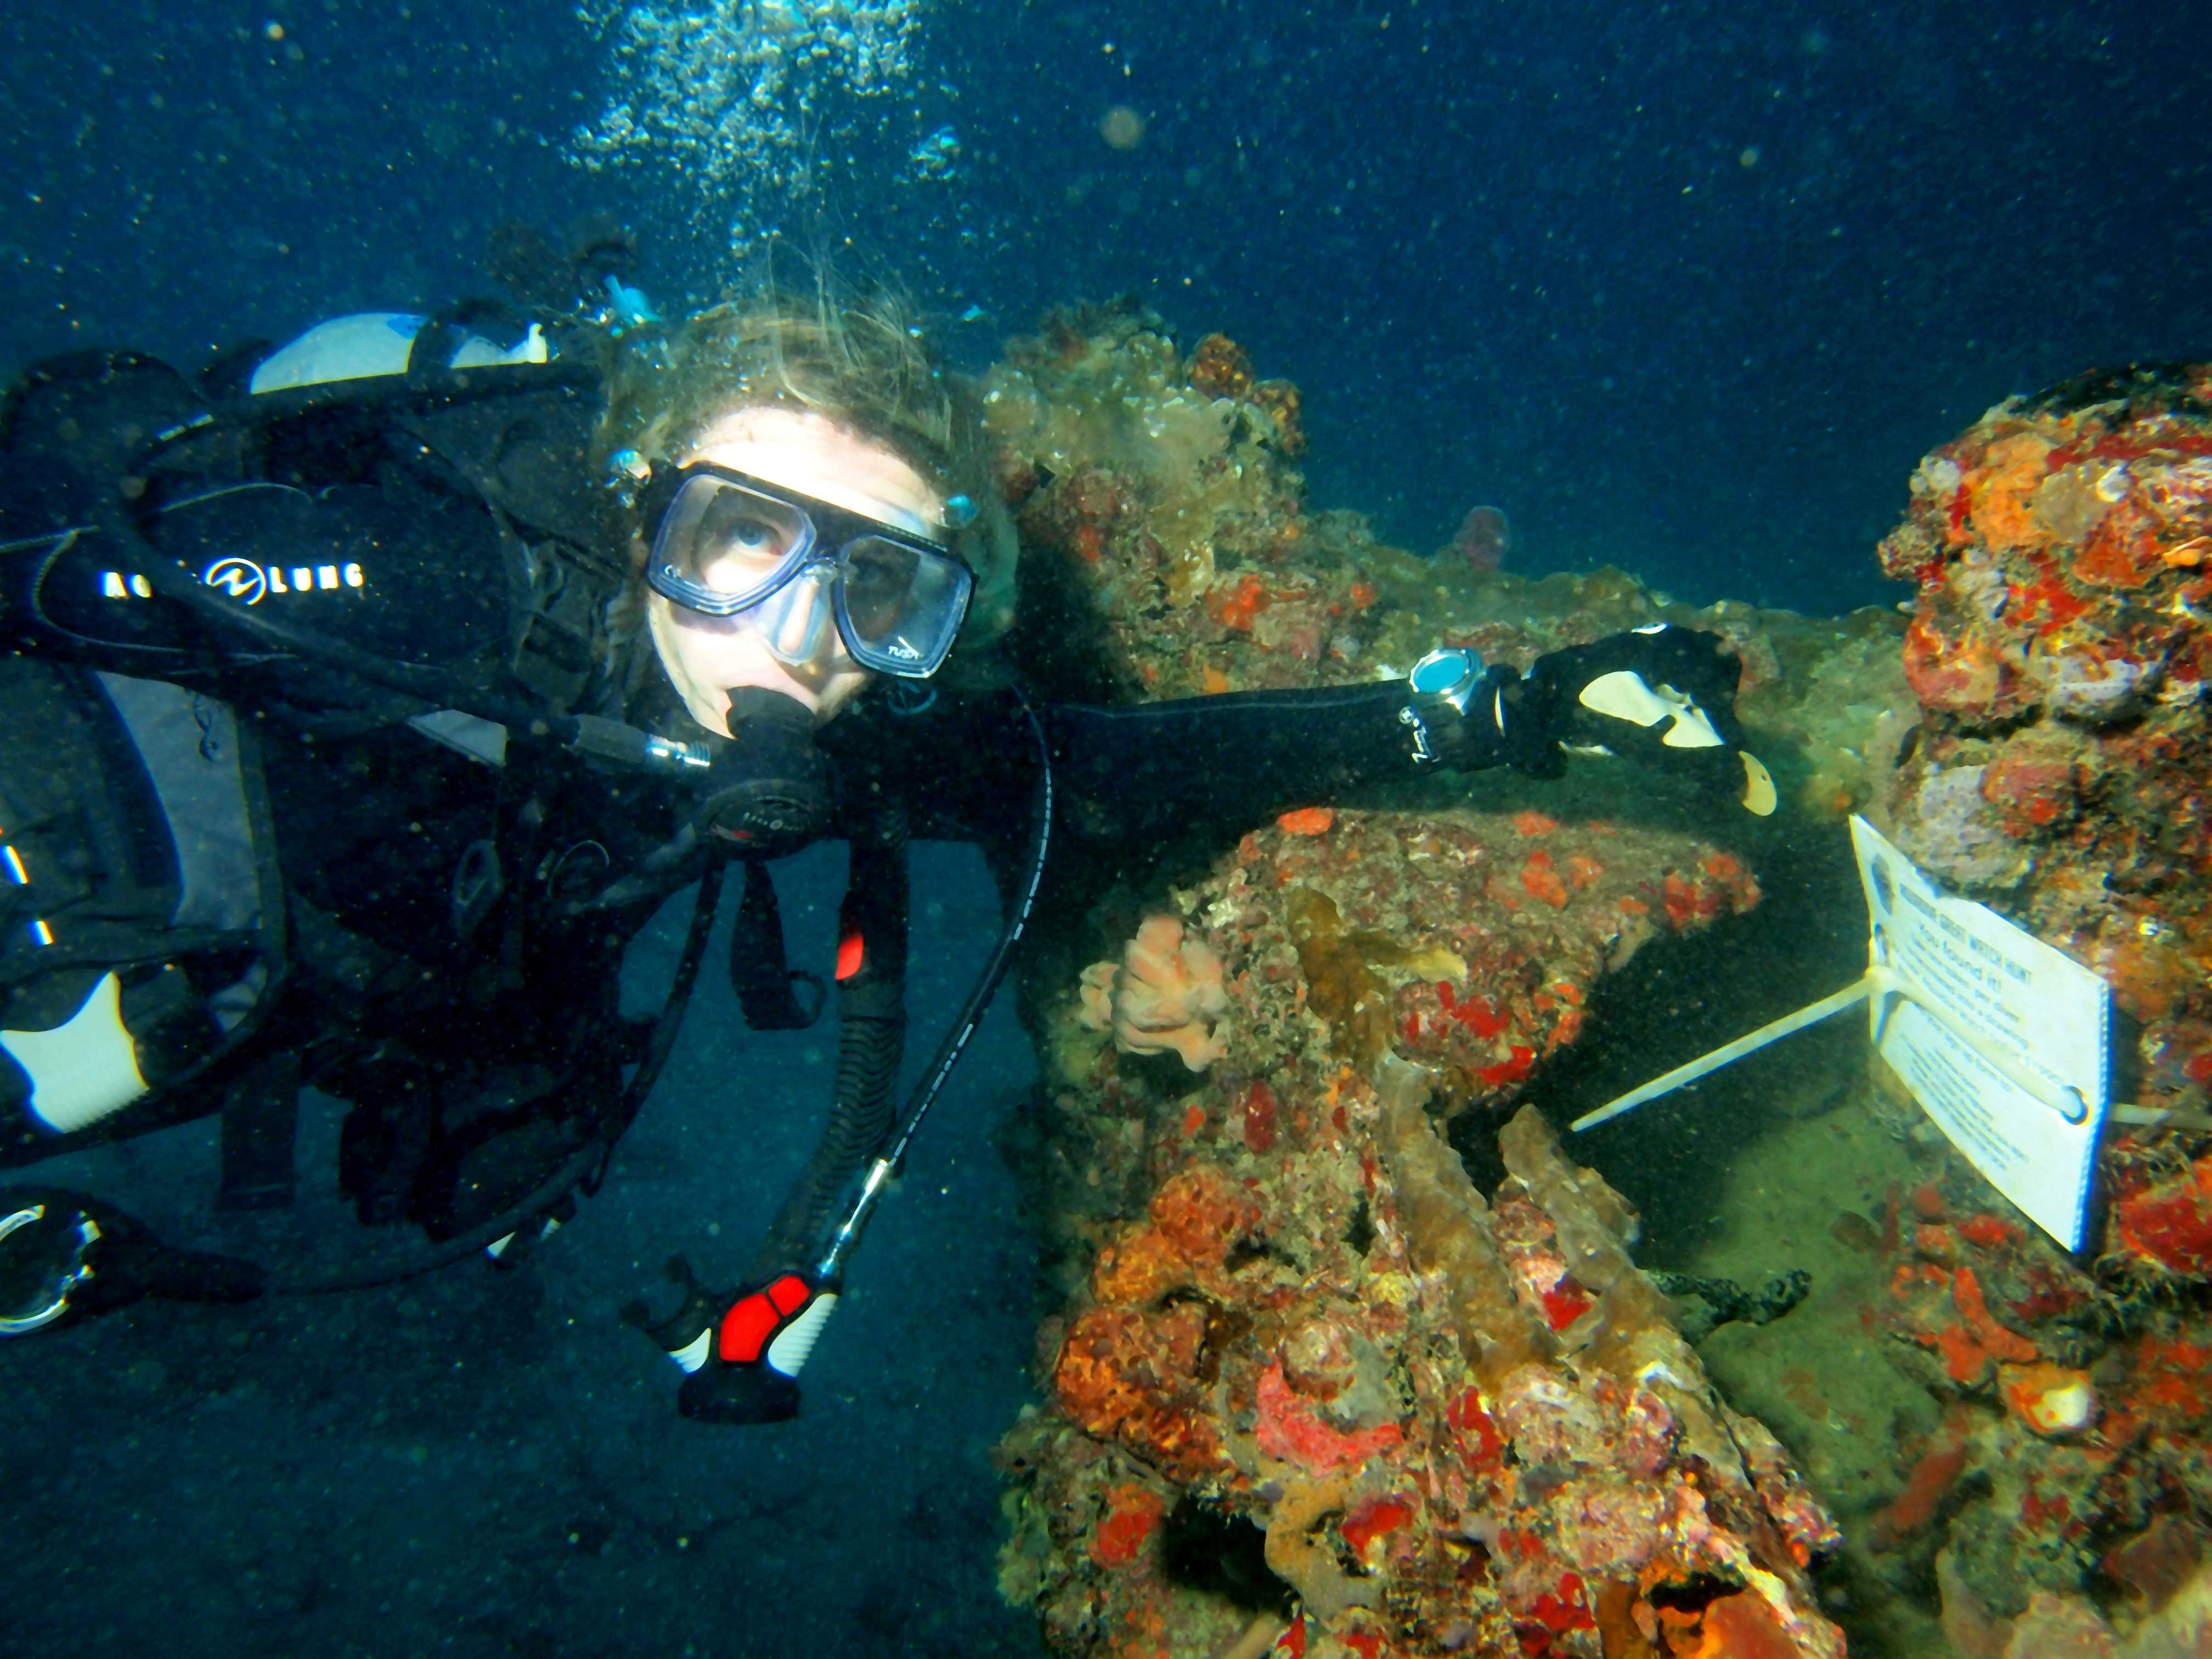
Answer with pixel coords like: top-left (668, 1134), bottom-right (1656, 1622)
top-left (727, 859), bottom-right (826, 1031)
top-left (216, 1049), bottom-right (302, 1212)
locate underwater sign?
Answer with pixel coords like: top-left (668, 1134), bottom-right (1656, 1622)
top-left (1571, 818), bottom-right (2114, 1256)
top-left (1849, 817), bottom-right (2111, 1254)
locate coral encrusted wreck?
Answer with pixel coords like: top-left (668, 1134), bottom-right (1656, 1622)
top-left (1000, 1054), bottom-right (1846, 1659)
top-left (986, 304), bottom-right (1883, 1658)
top-left (1001, 815), bottom-right (1839, 1657)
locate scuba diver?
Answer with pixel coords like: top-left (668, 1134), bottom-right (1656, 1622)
top-left (0, 261), bottom-right (1774, 1424)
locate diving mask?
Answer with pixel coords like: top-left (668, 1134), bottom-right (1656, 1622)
top-left (642, 464), bottom-right (973, 679)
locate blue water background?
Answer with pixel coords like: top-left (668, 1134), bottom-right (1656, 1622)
top-left (1, 843), bottom-right (1048, 1656)
top-left (5, 2), bottom-right (2208, 613)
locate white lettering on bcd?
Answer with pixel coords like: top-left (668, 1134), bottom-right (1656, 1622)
top-left (99, 559), bottom-right (374, 606)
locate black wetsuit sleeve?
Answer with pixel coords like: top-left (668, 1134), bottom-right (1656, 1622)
top-left (884, 673), bottom-right (1523, 850)
top-left (1046, 681), bottom-right (1493, 841)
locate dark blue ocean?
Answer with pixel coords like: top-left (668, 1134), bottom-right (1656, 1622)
top-left (8, 2), bottom-right (2208, 613)
top-left (0, 3), bottom-right (2205, 1655)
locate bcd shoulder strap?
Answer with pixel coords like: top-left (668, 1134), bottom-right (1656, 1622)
top-left (384, 342), bottom-right (627, 715)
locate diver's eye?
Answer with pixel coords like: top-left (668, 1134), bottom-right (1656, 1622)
top-left (696, 509), bottom-right (801, 583)
top-left (673, 479), bottom-right (812, 590)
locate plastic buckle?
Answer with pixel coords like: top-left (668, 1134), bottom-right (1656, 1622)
top-left (0, 1205), bottom-right (97, 1335)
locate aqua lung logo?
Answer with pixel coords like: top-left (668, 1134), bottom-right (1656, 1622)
top-left (98, 559), bottom-right (367, 605)
top-left (202, 557), bottom-right (268, 604)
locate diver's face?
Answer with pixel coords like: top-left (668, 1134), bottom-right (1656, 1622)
top-left (645, 407), bottom-right (944, 736)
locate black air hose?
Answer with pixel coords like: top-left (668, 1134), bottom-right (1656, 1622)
top-left (747, 796), bottom-right (909, 1276)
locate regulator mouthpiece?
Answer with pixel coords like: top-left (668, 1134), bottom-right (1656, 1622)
top-left (690, 688), bottom-right (834, 860)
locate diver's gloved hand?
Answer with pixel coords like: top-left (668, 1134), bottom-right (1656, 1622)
top-left (1402, 627), bottom-right (1775, 814)
top-left (1399, 648), bottom-right (1533, 772)
top-left (1517, 624), bottom-right (1776, 815)
top-left (0, 1188), bottom-right (265, 1335)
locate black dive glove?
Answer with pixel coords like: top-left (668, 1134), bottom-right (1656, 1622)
top-left (1402, 625), bottom-right (1776, 815)
top-left (0, 1188), bottom-right (265, 1335)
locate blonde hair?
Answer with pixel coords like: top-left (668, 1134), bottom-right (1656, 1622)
top-left (595, 271), bottom-right (1018, 667)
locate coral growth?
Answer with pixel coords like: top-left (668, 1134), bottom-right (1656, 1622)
top-left (1828, 1149), bottom-right (2212, 1649)
top-left (1002, 1061), bottom-right (1847, 1657)
top-left (1001, 798), bottom-right (1841, 1657)
top-left (1876, 368), bottom-right (2212, 1131)
top-left (1858, 386), bottom-right (2212, 1650)
top-left (1079, 915), bottom-right (1229, 1071)
top-left (1441, 504), bottom-right (1513, 572)
top-left (2112, 1153), bottom-right (2212, 1276)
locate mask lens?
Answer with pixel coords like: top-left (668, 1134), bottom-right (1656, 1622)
top-left (838, 537), bottom-right (973, 675)
top-left (652, 476), bottom-right (814, 612)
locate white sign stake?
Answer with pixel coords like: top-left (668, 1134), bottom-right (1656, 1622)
top-left (1569, 979), bottom-right (1873, 1132)
top-left (1570, 817), bottom-right (2113, 1252)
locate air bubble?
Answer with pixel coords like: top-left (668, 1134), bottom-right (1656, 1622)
top-left (565, 0), bottom-right (946, 252)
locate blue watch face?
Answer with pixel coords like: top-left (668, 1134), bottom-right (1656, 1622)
top-left (1409, 647), bottom-right (1480, 696)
